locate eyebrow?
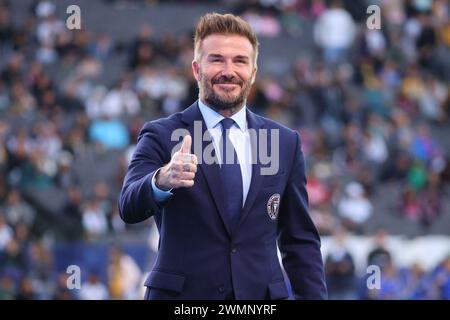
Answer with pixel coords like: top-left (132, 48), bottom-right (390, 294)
top-left (207, 54), bottom-right (249, 61)
top-left (207, 54), bottom-right (223, 59)
top-left (234, 55), bottom-right (249, 61)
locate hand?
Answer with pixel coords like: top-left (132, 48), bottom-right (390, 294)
top-left (156, 135), bottom-right (198, 190)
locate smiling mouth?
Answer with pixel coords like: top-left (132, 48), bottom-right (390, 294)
top-left (214, 83), bottom-right (240, 89)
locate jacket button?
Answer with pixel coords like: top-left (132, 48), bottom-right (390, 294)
top-left (231, 247), bottom-right (237, 253)
top-left (218, 286), bottom-right (225, 293)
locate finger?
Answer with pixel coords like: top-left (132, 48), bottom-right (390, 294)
top-left (180, 172), bottom-right (195, 180)
top-left (179, 180), bottom-right (194, 188)
top-left (191, 154), bottom-right (198, 165)
top-left (176, 180), bottom-right (194, 188)
top-left (171, 161), bottom-right (183, 172)
top-left (184, 163), bottom-right (197, 173)
top-left (181, 163), bottom-right (197, 173)
top-left (180, 135), bottom-right (192, 154)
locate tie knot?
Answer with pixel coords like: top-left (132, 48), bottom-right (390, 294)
top-left (221, 118), bottom-right (235, 131)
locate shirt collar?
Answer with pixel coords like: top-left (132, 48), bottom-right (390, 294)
top-left (198, 99), bottom-right (247, 132)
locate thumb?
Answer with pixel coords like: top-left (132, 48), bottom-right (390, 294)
top-left (180, 135), bottom-right (192, 154)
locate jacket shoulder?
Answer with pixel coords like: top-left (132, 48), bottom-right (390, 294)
top-left (138, 111), bottom-right (185, 139)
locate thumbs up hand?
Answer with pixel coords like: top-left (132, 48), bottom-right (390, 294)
top-left (155, 135), bottom-right (198, 190)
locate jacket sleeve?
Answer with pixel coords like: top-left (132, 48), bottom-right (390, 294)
top-left (277, 131), bottom-right (328, 299)
top-left (118, 121), bottom-right (170, 223)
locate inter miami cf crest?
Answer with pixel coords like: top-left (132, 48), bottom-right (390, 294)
top-left (267, 193), bottom-right (281, 220)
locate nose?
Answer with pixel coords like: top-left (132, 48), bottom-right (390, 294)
top-left (221, 60), bottom-right (235, 77)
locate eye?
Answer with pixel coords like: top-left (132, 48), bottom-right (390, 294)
top-left (209, 56), bottom-right (223, 63)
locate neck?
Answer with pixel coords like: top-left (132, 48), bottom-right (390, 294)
top-left (200, 98), bottom-right (245, 118)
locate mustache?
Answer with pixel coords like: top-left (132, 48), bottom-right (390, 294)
top-left (212, 76), bottom-right (242, 85)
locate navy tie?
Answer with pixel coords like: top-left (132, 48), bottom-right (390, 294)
top-left (219, 118), bottom-right (243, 228)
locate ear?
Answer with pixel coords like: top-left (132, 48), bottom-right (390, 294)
top-left (250, 66), bottom-right (257, 85)
top-left (192, 60), bottom-right (200, 82)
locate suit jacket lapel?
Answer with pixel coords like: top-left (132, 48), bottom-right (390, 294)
top-left (237, 108), bottom-right (264, 229)
top-left (181, 102), bottom-right (234, 237)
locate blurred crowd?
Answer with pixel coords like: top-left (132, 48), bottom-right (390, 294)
top-left (0, 0), bottom-right (449, 299)
top-left (324, 229), bottom-right (450, 300)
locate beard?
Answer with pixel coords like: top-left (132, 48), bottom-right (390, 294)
top-left (199, 72), bottom-right (253, 111)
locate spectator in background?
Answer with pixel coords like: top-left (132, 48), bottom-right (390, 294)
top-left (93, 182), bottom-right (113, 216)
top-left (403, 262), bottom-right (429, 300)
top-left (307, 165), bottom-right (331, 207)
top-left (307, 165), bottom-right (336, 236)
top-left (418, 76), bottom-right (447, 122)
top-left (325, 229), bottom-right (357, 299)
top-left (128, 24), bottom-right (155, 71)
top-left (400, 186), bottom-right (422, 221)
top-left (36, 40), bottom-right (57, 65)
top-left (9, 81), bottom-right (36, 115)
top-left (88, 34), bottom-right (113, 61)
top-left (313, 0), bottom-right (356, 64)
top-left (35, 1), bottom-right (64, 46)
top-left (82, 197), bottom-right (108, 240)
top-left (410, 124), bottom-right (441, 164)
top-left (6, 128), bottom-right (35, 176)
top-left (3, 190), bottom-right (35, 228)
top-left (58, 83), bottom-right (85, 114)
top-left (310, 204), bottom-right (337, 236)
top-left (0, 274), bottom-right (16, 300)
top-left (28, 241), bottom-right (54, 299)
top-left (0, 236), bottom-right (29, 283)
top-left (32, 120), bottom-right (62, 169)
top-left (137, 67), bottom-right (189, 116)
top-left (99, 77), bottom-right (140, 119)
top-left (107, 246), bottom-right (141, 299)
top-left (362, 128), bottom-right (388, 167)
top-left (53, 271), bottom-right (76, 300)
top-left (367, 229), bottom-right (392, 271)
top-left (55, 151), bottom-right (78, 189)
top-left (337, 182), bottom-right (373, 233)
top-left (377, 261), bottom-right (406, 299)
top-left (61, 185), bottom-right (84, 241)
top-left (19, 148), bottom-right (55, 189)
top-left (418, 173), bottom-right (442, 228)
top-left (15, 276), bottom-right (35, 300)
top-left (1, 53), bottom-right (23, 85)
top-left (436, 256), bottom-right (450, 299)
top-left (79, 272), bottom-right (109, 300)
top-left (241, 8), bottom-right (281, 38)
top-left (0, 121), bottom-right (9, 170)
top-left (0, 213), bottom-right (13, 251)
top-left (85, 85), bottom-right (107, 120)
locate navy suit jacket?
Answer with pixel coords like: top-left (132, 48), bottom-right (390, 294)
top-left (119, 101), bottom-right (327, 300)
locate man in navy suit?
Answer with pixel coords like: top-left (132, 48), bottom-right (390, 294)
top-left (119, 12), bottom-right (327, 300)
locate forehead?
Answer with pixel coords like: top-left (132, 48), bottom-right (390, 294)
top-left (200, 34), bottom-right (254, 58)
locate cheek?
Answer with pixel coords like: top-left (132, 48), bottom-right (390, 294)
top-left (200, 69), bottom-right (217, 83)
top-left (238, 68), bottom-right (254, 81)
top-left (197, 69), bottom-right (208, 83)
top-left (239, 74), bottom-right (252, 84)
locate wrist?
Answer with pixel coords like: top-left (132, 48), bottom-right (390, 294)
top-left (155, 168), bottom-right (171, 191)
